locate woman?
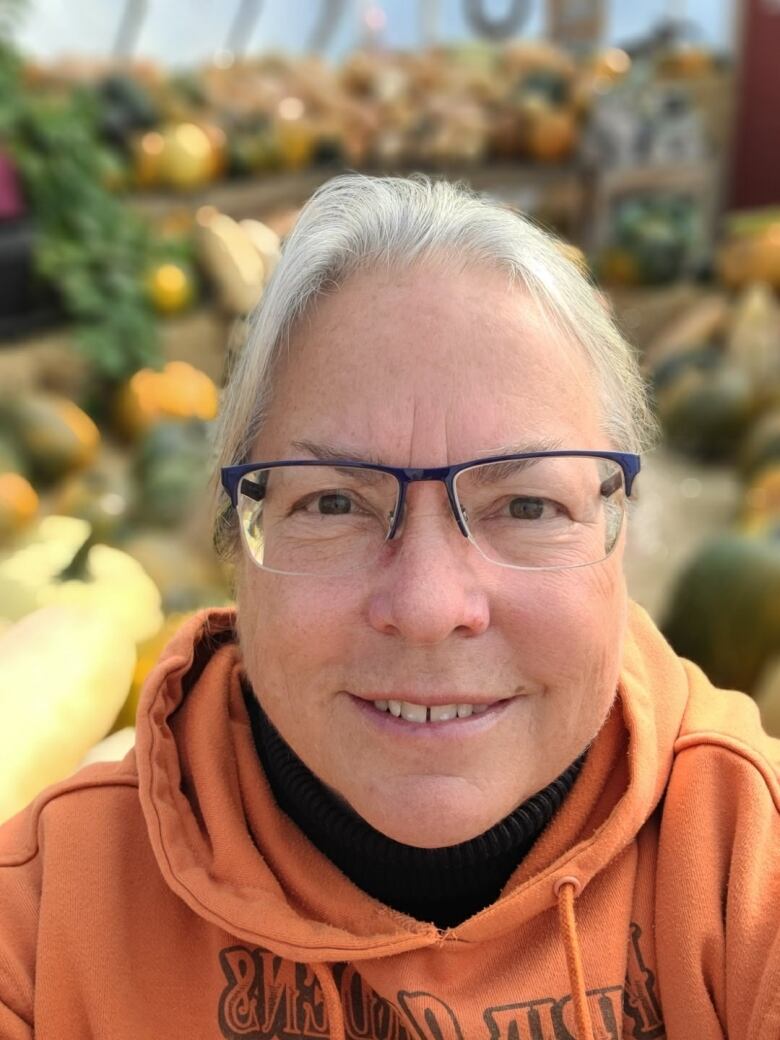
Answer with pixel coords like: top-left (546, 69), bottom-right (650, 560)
top-left (1, 175), bottom-right (778, 1040)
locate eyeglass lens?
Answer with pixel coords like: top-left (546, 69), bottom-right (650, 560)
top-left (237, 457), bottom-right (626, 576)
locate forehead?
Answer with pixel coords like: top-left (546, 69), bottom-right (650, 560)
top-left (258, 264), bottom-right (605, 460)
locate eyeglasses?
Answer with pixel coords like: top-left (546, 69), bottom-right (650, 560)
top-left (220, 451), bottom-right (641, 577)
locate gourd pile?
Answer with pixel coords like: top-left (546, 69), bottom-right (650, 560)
top-left (24, 37), bottom-right (717, 194)
top-left (39, 42), bottom-right (605, 189)
top-left (0, 360), bottom-right (236, 823)
top-left (643, 232), bottom-right (780, 718)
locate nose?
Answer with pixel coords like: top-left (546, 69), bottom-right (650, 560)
top-left (366, 484), bottom-right (490, 644)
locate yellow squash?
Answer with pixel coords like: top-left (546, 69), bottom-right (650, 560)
top-left (0, 605), bottom-right (136, 824)
top-left (0, 515), bottom-right (163, 643)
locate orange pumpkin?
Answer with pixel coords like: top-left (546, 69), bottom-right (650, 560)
top-left (114, 362), bottom-right (219, 440)
top-left (0, 473), bottom-right (39, 542)
top-left (523, 104), bottom-right (578, 163)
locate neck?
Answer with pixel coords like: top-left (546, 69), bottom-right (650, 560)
top-left (242, 679), bottom-right (585, 929)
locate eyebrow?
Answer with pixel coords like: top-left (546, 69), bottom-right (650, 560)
top-left (479, 438), bottom-right (565, 457)
top-left (290, 439), bottom-right (383, 464)
top-left (289, 437), bottom-right (566, 466)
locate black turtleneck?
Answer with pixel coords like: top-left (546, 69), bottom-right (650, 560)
top-left (242, 682), bottom-right (585, 929)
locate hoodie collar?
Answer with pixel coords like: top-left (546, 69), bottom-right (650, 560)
top-left (135, 601), bottom-right (690, 963)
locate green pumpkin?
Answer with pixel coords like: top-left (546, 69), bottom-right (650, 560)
top-left (514, 68), bottom-right (571, 108)
top-left (53, 454), bottom-right (136, 544)
top-left (615, 197), bottom-right (696, 286)
top-left (654, 356), bottom-right (754, 461)
top-left (135, 419), bottom-right (213, 528)
top-left (0, 433), bottom-right (27, 478)
top-left (663, 532), bottom-right (780, 694)
top-left (5, 394), bottom-right (100, 484)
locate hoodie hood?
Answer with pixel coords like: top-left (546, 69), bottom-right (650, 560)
top-left (135, 600), bottom-right (689, 964)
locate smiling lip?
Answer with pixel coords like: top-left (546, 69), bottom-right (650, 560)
top-left (347, 692), bottom-right (516, 733)
top-left (352, 693), bottom-right (508, 707)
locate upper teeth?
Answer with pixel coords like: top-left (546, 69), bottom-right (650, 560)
top-left (374, 700), bottom-right (489, 722)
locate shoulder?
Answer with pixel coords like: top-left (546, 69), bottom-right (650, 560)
top-left (0, 755), bottom-right (141, 1022)
top-left (0, 753), bottom-right (141, 869)
top-left (673, 657), bottom-right (780, 803)
top-left (655, 668), bottom-right (780, 1038)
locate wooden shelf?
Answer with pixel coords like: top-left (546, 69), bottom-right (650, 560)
top-left (0, 307), bottom-right (232, 395)
top-left (130, 162), bottom-right (587, 235)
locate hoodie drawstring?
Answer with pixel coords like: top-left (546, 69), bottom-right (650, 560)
top-left (313, 963), bottom-right (346, 1040)
top-left (311, 881), bottom-right (594, 1040)
top-left (553, 876), bottom-right (595, 1040)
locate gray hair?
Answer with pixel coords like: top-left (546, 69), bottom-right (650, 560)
top-left (212, 172), bottom-right (657, 563)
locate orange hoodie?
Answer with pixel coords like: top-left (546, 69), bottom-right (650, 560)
top-left (0, 602), bottom-right (779, 1040)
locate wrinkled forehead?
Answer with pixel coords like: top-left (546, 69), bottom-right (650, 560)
top-left (259, 265), bottom-right (605, 458)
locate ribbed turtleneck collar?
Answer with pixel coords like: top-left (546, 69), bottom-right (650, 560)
top-left (242, 682), bottom-right (585, 929)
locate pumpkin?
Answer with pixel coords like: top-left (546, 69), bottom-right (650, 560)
top-left (663, 532), bottom-right (780, 695)
top-left (726, 283), bottom-right (780, 408)
top-left (239, 219), bottom-right (281, 282)
top-left (613, 197), bottom-right (695, 286)
top-left (158, 122), bottom-right (216, 191)
top-left (520, 98), bottom-right (577, 163)
top-left (227, 127), bottom-right (282, 177)
top-left (51, 542), bottom-right (162, 642)
top-left (196, 120), bottom-right (228, 179)
top-left (631, 218), bottom-right (688, 286)
top-left (598, 247), bottom-right (641, 287)
top-left (738, 409), bottom-right (780, 480)
top-left (275, 113), bottom-right (316, 171)
top-left (654, 353), bottom-right (754, 461)
top-left (525, 105), bottom-right (577, 162)
top-left (114, 361), bottom-right (219, 440)
top-left (6, 393), bottom-right (99, 483)
top-left (196, 210), bottom-right (266, 316)
top-left (488, 110), bottom-right (525, 159)
top-left (0, 604), bottom-right (136, 824)
top-left (0, 472), bottom-right (38, 542)
top-left (51, 452), bottom-right (135, 544)
top-left (0, 434), bottom-right (27, 477)
top-left (739, 465), bottom-right (780, 534)
top-left (145, 261), bottom-right (197, 315)
top-left (645, 294), bottom-right (730, 374)
top-left (754, 656), bottom-right (780, 738)
top-left (717, 224), bottom-right (780, 291)
top-left (120, 531), bottom-right (230, 613)
top-left (131, 130), bottom-right (165, 188)
top-left (516, 67), bottom-right (571, 107)
top-left (134, 419), bottom-right (213, 528)
top-left (0, 515), bottom-right (163, 644)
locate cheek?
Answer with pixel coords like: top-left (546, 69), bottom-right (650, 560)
top-left (236, 563), bottom-right (363, 705)
top-left (499, 561), bottom-right (627, 690)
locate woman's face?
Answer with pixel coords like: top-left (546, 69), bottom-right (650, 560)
top-left (237, 264), bottom-right (628, 848)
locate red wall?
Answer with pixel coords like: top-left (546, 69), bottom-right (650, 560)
top-left (729, 0), bottom-right (780, 209)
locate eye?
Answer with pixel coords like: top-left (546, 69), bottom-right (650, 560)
top-left (317, 492), bottom-right (353, 515)
top-left (509, 497), bottom-right (547, 519)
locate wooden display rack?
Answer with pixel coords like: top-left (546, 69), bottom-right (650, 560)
top-left (132, 162), bottom-right (589, 241)
top-left (0, 159), bottom-right (721, 392)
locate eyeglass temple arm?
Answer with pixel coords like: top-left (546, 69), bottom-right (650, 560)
top-left (233, 475), bottom-right (266, 502)
top-left (601, 471), bottom-right (624, 497)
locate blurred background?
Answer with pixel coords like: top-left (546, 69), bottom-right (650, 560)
top-left (0, 0), bottom-right (778, 818)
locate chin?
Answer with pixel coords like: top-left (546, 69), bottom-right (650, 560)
top-left (346, 776), bottom-right (514, 849)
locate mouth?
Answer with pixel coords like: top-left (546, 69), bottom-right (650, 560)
top-left (350, 694), bottom-right (514, 726)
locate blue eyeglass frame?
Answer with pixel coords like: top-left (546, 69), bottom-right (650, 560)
top-left (221, 450), bottom-right (641, 541)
